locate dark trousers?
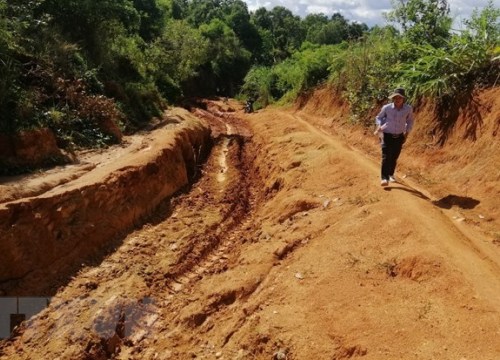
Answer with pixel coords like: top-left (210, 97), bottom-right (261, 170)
top-left (381, 133), bottom-right (404, 180)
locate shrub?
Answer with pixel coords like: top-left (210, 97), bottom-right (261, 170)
top-left (328, 29), bottom-right (400, 124)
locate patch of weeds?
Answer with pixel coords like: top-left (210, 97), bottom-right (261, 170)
top-left (345, 252), bottom-right (361, 267)
top-left (378, 260), bottom-right (398, 277)
top-left (492, 232), bottom-right (500, 246)
top-left (418, 301), bottom-right (432, 320)
top-left (348, 195), bottom-right (379, 206)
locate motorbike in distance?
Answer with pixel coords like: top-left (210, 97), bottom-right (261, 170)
top-left (244, 99), bottom-right (254, 113)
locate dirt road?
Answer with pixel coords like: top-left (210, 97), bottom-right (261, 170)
top-left (1, 99), bottom-right (499, 359)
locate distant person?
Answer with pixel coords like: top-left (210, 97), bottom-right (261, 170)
top-left (244, 98), bottom-right (254, 113)
top-left (374, 88), bottom-right (414, 186)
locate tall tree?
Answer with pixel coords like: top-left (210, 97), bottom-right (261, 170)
top-left (160, 0), bottom-right (188, 20)
top-left (36, 0), bottom-right (141, 65)
top-left (149, 20), bottom-right (209, 99)
top-left (222, 0), bottom-right (261, 57)
top-left (198, 18), bottom-right (251, 95)
top-left (186, 0), bottom-right (223, 27)
top-left (304, 12), bottom-right (367, 45)
top-left (132, 0), bottom-right (166, 41)
top-left (251, 6), bottom-right (305, 63)
top-left (303, 13), bottom-right (329, 43)
top-left (386, 0), bottom-right (452, 47)
top-left (0, 1), bottom-right (22, 132)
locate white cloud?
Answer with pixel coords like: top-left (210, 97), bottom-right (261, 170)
top-left (243, 0), bottom-right (499, 27)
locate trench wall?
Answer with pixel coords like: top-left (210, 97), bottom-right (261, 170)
top-left (0, 119), bottom-right (211, 290)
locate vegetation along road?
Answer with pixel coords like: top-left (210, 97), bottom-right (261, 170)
top-left (0, 0), bottom-right (499, 359)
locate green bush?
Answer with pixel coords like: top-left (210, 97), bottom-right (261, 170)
top-left (241, 43), bottom-right (339, 105)
top-left (122, 81), bottom-right (164, 129)
top-left (397, 3), bottom-right (500, 101)
top-left (328, 29), bottom-right (400, 124)
top-left (240, 66), bottom-right (277, 107)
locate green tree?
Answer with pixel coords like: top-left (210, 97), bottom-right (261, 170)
top-left (161, 0), bottom-right (188, 20)
top-left (37, 0), bottom-right (141, 65)
top-left (251, 6), bottom-right (305, 63)
top-left (186, 0), bottom-right (223, 27)
top-left (254, 27), bottom-right (275, 65)
top-left (198, 18), bottom-right (251, 95)
top-left (304, 13), bottom-right (368, 45)
top-left (222, 0), bottom-right (262, 59)
top-left (149, 20), bottom-right (209, 99)
top-left (0, 1), bottom-right (20, 132)
top-left (132, 0), bottom-right (166, 41)
top-left (386, 0), bottom-right (452, 47)
top-left (328, 27), bottom-right (401, 123)
top-left (463, 1), bottom-right (500, 49)
top-left (303, 13), bottom-right (329, 43)
top-left (347, 22), bottom-right (369, 40)
top-left (251, 7), bottom-right (275, 64)
top-left (313, 17), bottom-right (348, 45)
top-left (241, 66), bottom-right (276, 106)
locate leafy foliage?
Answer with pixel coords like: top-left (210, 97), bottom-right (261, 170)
top-left (148, 20), bottom-right (209, 100)
top-left (199, 18), bottom-right (251, 95)
top-left (273, 43), bottom-right (337, 102)
top-left (242, 0), bottom-right (499, 131)
top-left (241, 43), bottom-right (339, 106)
top-left (305, 13), bottom-right (368, 45)
top-left (328, 28), bottom-right (401, 124)
top-left (386, 0), bottom-right (452, 48)
top-left (1, 0), bottom-right (499, 155)
top-left (45, 79), bottom-right (124, 147)
top-left (251, 6), bottom-right (305, 64)
top-left (240, 66), bottom-right (276, 107)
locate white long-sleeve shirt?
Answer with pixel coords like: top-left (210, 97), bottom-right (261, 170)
top-left (375, 103), bottom-right (414, 135)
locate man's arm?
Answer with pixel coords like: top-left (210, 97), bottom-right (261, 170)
top-left (375, 105), bottom-right (387, 127)
top-left (374, 105), bottom-right (387, 135)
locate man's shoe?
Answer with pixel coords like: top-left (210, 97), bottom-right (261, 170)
top-left (389, 175), bottom-right (396, 182)
top-left (381, 179), bottom-right (388, 186)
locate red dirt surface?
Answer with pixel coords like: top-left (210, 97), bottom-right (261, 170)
top-left (0, 89), bottom-right (499, 359)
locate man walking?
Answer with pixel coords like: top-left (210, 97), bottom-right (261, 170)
top-left (374, 88), bottom-right (414, 186)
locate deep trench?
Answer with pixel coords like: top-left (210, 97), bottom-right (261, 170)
top-left (0, 137), bottom-right (216, 330)
top-left (0, 129), bottom-right (258, 343)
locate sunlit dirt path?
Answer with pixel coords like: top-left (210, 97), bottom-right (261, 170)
top-left (1, 100), bottom-right (500, 359)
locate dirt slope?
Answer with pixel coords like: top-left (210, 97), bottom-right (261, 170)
top-left (0, 109), bottom-right (211, 295)
top-left (1, 95), bottom-right (500, 360)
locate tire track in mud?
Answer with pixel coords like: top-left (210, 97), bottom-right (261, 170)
top-left (129, 116), bottom-right (270, 357)
top-left (133, 134), bottom-right (265, 353)
top-left (105, 126), bottom-right (271, 357)
top-left (158, 136), bottom-right (255, 290)
top-left (0, 107), bottom-right (269, 359)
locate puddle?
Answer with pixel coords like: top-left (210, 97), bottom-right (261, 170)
top-left (217, 138), bottom-right (230, 183)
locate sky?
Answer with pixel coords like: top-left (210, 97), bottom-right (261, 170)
top-left (243, 0), bottom-right (500, 29)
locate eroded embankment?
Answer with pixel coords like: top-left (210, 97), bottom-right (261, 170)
top-left (0, 117), bottom-right (212, 296)
top-left (0, 104), bottom-right (260, 358)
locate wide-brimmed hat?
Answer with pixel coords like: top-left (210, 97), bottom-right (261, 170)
top-left (388, 88), bottom-right (406, 99)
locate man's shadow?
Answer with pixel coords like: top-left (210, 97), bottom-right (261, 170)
top-left (384, 186), bottom-right (480, 210)
top-left (431, 194), bottom-right (480, 209)
top-left (383, 184), bottom-right (430, 200)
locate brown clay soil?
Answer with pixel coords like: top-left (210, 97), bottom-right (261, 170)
top-left (0, 88), bottom-right (499, 359)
